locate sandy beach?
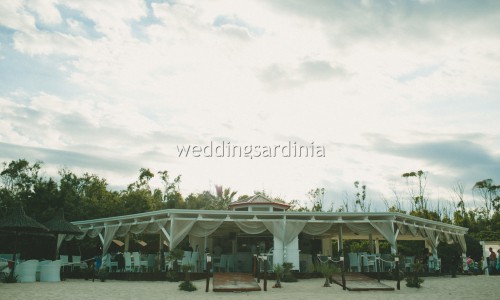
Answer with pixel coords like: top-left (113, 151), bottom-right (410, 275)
top-left (1, 275), bottom-right (499, 300)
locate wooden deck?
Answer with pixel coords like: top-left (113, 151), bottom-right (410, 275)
top-left (212, 272), bottom-right (261, 292)
top-left (331, 273), bottom-right (395, 291)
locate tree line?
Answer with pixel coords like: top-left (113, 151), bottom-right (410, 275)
top-left (1, 160), bottom-right (499, 262)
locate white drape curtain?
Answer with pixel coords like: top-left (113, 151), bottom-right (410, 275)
top-left (102, 225), bottom-right (120, 254)
top-left (56, 234), bottom-right (66, 255)
top-left (234, 220), bottom-right (268, 234)
top-left (64, 228), bottom-right (86, 242)
top-left (115, 224), bottom-right (131, 237)
top-left (263, 220), bottom-right (306, 244)
top-left (302, 222), bottom-right (333, 236)
top-left (397, 223), bottom-right (421, 237)
top-left (440, 232), bottom-right (453, 244)
top-left (263, 220), bottom-right (283, 238)
top-left (424, 228), bottom-right (439, 250)
top-left (144, 219), bottom-right (168, 234)
top-left (397, 224), bottom-right (407, 235)
top-left (74, 228), bottom-right (90, 241)
top-left (457, 234), bottom-right (467, 252)
top-left (84, 227), bottom-right (103, 239)
top-left (370, 221), bottom-right (398, 248)
top-left (189, 220), bottom-right (224, 237)
top-left (283, 221), bottom-right (307, 244)
top-left (129, 223), bottom-right (148, 235)
top-left (345, 223), bottom-right (373, 235)
top-left (170, 219), bottom-right (196, 249)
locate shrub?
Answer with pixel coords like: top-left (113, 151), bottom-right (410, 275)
top-left (405, 276), bottom-right (424, 288)
top-left (179, 281), bottom-right (197, 292)
top-left (2, 274), bottom-right (17, 283)
top-left (273, 264), bottom-right (283, 288)
top-left (166, 270), bottom-right (178, 282)
top-left (282, 262), bottom-right (297, 282)
top-left (314, 262), bottom-right (339, 287)
top-left (405, 260), bottom-right (424, 288)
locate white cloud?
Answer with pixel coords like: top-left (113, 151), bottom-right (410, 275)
top-left (0, 0), bottom-right (499, 209)
top-left (27, 0), bottom-right (62, 25)
top-left (0, 0), bottom-right (37, 31)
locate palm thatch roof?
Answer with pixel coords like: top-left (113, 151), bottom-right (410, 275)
top-left (0, 205), bottom-right (49, 233)
top-left (43, 210), bottom-right (82, 235)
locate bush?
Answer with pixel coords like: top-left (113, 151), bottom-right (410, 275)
top-left (405, 260), bottom-right (424, 288)
top-left (273, 264), bottom-right (283, 288)
top-left (98, 269), bottom-right (108, 282)
top-left (315, 262), bottom-right (335, 287)
top-left (405, 276), bottom-right (424, 288)
top-left (166, 270), bottom-right (179, 282)
top-left (2, 274), bottom-right (17, 283)
top-left (282, 262), bottom-right (297, 282)
top-left (179, 281), bottom-right (197, 292)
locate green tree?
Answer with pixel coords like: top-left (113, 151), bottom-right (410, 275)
top-left (402, 170), bottom-right (428, 212)
top-left (184, 192), bottom-right (210, 209)
top-left (354, 181), bottom-right (370, 212)
top-left (203, 185), bottom-right (236, 210)
top-left (0, 159), bottom-right (42, 214)
top-left (307, 188), bottom-right (325, 212)
top-left (59, 169), bottom-right (121, 220)
top-left (27, 178), bottom-right (60, 221)
top-left (473, 179), bottom-right (500, 216)
top-left (156, 170), bottom-right (184, 208)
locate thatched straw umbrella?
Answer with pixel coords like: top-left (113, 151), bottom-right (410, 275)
top-left (43, 210), bottom-right (82, 259)
top-left (0, 204), bottom-right (49, 279)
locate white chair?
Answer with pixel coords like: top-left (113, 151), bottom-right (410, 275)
top-left (190, 252), bottom-right (199, 272)
top-left (258, 255), bottom-right (272, 273)
top-left (381, 254), bottom-right (394, 271)
top-left (435, 257), bottom-right (441, 272)
top-left (404, 256), bottom-right (415, 272)
top-left (203, 253), bottom-right (209, 272)
top-left (71, 256), bottom-right (81, 271)
top-left (348, 253), bottom-right (360, 272)
top-left (132, 252), bottom-right (147, 272)
top-left (180, 251), bottom-right (191, 270)
top-left (147, 254), bottom-right (156, 272)
top-left (164, 252), bottom-right (171, 271)
top-left (226, 255), bottom-right (235, 272)
top-left (132, 252), bottom-right (141, 272)
top-left (359, 254), bottom-right (376, 272)
top-left (104, 254), bottom-right (118, 272)
top-left (462, 256), bottom-right (469, 272)
top-left (216, 254), bottom-right (228, 272)
top-left (59, 255), bottom-right (69, 270)
top-left (14, 260), bottom-right (38, 283)
top-left (36, 260), bottom-right (51, 281)
top-left (40, 260), bottom-right (62, 282)
top-left (124, 252), bottom-right (132, 272)
top-left (428, 256), bottom-right (436, 271)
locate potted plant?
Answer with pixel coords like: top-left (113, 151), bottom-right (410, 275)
top-left (273, 264), bottom-right (283, 288)
top-left (315, 262), bottom-right (338, 287)
top-left (98, 268), bottom-right (108, 282)
top-left (405, 260), bottom-right (424, 288)
top-left (166, 249), bottom-right (185, 282)
top-left (178, 264), bottom-right (196, 292)
top-left (282, 262), bottom-right (297, 282)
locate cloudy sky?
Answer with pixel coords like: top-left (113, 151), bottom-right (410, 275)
top-left (1, 0), bottom-right (500, 211)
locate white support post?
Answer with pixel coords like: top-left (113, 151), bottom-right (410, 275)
top-left (338, 225), bottom-right (344, 253)
top-left (368, 233), bottom-right (374, 254)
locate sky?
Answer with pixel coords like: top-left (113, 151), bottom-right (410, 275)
top-left (1, 0), bottom-right (500, 212)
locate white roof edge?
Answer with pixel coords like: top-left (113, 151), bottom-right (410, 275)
top-left (71, 209), bottom-right (468, 233)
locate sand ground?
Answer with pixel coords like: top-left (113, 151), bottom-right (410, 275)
top-left (1, 275), bottom-right (499, 300)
